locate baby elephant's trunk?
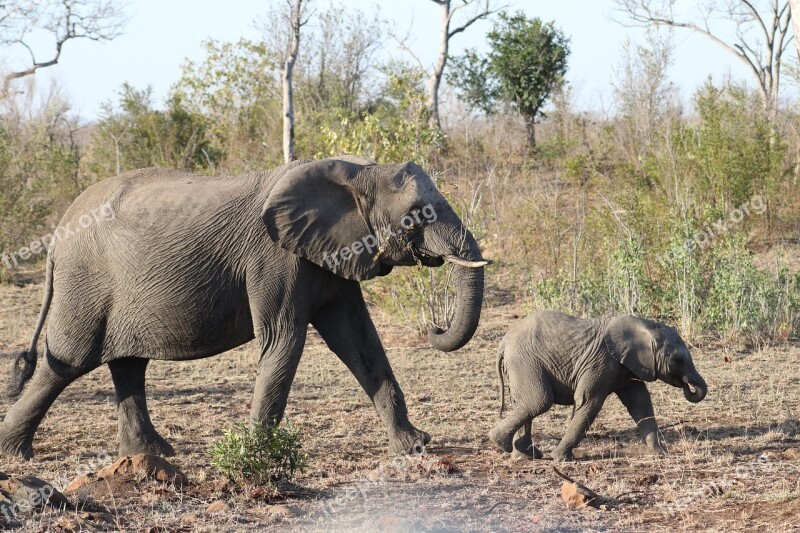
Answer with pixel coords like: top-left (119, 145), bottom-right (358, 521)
top-left (682, 372), bottom-right (707, 403)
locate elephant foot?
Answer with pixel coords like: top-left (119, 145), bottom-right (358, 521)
top-left (0, 423), bottom-right (34, 459)
top-left (488, 426), bottom-right (513, 453)
top-left (551, 448), bottom-right (575, 462)
top-left (512, 436), bottom-right (543, 460)
top-left (119, 431), bottom-right (175, 458)
top-left (388, 427), bottom-right (431, 455)
top-left (646, 444), bottom-right (666, 456)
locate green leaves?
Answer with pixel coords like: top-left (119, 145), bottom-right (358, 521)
top-left (447, 10), bottom-right (570, 146)
top-left (445, 49), bottom-right (499, 116)
top-left (85, 82), bottom-right (217, 178)
top-left (210, 421), bottom-right (306, 486)
top-left (317, 63), bottom-right (445, 165)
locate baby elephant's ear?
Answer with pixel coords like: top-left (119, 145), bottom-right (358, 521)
top-left (603, 315), bottom-right (658, 382)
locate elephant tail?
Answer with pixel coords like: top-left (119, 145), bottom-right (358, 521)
top-left (8, 252), bottom-right (53, 399)
top-left (497, 337), bottom-right (507, 417)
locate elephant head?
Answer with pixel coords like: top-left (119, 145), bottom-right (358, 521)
top-left (262, 157), bottom-right (488, 352)
top-left (604, 316), bottom-right (707, 403)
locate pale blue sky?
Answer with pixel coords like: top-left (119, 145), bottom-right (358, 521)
top-left (0, 0), bottom-right (764, 120)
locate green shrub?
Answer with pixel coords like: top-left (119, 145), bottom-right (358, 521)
top-left (653, 218), bottom-right (703, 339)
top-left (210, 422), bottom-right (306, 486)
top-left (700, 236), bottom-right (800, 344)
top-left (316, 63), bottom-right (445, 166)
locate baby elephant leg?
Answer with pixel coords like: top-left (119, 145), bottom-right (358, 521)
top-left (615, 381), bottom-right (663, 453)
top-left (512, 420), bottom-right (543, 460)
top-left (552, 395), bottom-right (606, 462)
top-left (489, 391), bottom-right (552, 454)
top-left (489, 409), bottom-right (530, 453)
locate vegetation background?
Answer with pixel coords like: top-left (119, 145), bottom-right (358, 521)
top-left (3, 2), bottom-right (800, 530)
top-left (2, 0), bottom-right (800, 348)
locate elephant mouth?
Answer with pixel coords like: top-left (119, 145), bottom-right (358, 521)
top-left (411, 246), bottom-right (490, 269)
top-left (414, 252), bottom-right (445, 267)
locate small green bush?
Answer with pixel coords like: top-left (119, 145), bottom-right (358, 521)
top-left (210, 422), bottom-right (306, 486)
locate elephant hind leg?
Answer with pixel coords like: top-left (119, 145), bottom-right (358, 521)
top-left (0, 349), bottom-right (97, 458)
top-left (512, 420), bottom-right (543, 460)
top-left (109, 357), bottom-right (174, 457)
top-left (489, 390), bottom-right (552, 454)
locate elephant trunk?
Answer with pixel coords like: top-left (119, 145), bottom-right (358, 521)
top-left (427, 232), bottom-right (486, 353)
top-left (682, 373), bottom-right (707, 403)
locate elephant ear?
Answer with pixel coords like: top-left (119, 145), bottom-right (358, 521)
top-left (603, 315), bottom-right (658, 382)
top-left (262, 158), bottom-right (380, 281)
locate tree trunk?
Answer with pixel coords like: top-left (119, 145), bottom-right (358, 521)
top-left (425, 0), bottom-right (496, 132)
top-left (427, 0), bottom-right (450, 131)
top-left (791, 1), bottom-right (800, 67)
top-left (282, 0), bottom-right (303, 164)
top-left (525, 119), bottom-right (536, 150)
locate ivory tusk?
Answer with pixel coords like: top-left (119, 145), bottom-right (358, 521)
top-left (444, 256), bottom-right (492, 268)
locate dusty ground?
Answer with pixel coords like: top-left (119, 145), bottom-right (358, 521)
top-left (0, 278), bottom-right (799, 532)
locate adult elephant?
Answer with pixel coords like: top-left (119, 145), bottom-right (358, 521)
top-left (0, 156), bottom-right (487, 459)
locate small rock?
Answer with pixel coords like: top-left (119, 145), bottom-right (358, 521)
top-left (97, 454), bottom-right (188, 487)
top-left (587, 464), bottom-right (602, 476)
top-left (783, 448), bottom-right (800, 460)
top-left (180, 513), bottom-right (198, 524)
top-left (54, 516), bottom-right (81, 532)
top-left (561, 481), bottom-right (599, 509)
top-left (0, 475), bottom-right (70, 510)
top-left (635, 473), bottom-right (659, 486)
top-left (78, 511), bottom-right (115, 524)
top-left (205, 500), bottom-right (229, 515)
top-left (375, 514), bottom-right (414, 531)
top-left (64, 473), bottom-right (96, 495)
top-left (267, 504), bottom-right (300, 517)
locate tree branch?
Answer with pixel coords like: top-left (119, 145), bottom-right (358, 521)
top-left (449, 6), bottom-right (496, 37)
top-left (1, 0), bottom-right (126, 96)
top-left (740, 0), bottom-right (770, 41)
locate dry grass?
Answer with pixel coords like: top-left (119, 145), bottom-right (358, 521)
top-left (0, 279), bottom-right (799, 531)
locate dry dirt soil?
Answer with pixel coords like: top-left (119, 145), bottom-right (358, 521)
top-left (1, 279), bottom-right (799, 532)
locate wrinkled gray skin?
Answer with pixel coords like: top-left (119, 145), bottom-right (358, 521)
top-left (0, 156), bottom-right (487, 459)
top-left (488, 311), bottom-right (707, 461)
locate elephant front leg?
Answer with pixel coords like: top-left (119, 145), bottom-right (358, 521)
top-left (615, 381), bottom-right (663, 453)
top-left (312, 283), bottom-right (429, 455)
top-left (553, 393), bottom-right (606, 462)
top-left (250, 324), bottom-right (307, 428)
top-left (109, 358), bottom-right (174, 457)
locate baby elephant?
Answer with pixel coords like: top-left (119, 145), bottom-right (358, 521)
top-left (488, 311), bottom-right (707, 461)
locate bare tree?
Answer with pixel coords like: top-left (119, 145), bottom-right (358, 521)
top-left (1, 0), bottom-right (126, 96)
top-left (426, 0), bottom-right (501, 130)
top-left (300, 5), bottom-right (383, 113)
top-left (790, 0), bottom-right (800, 60)
top-left (276, 0), bottom-right (309, 163)
top-left (614, 0), bottom-right (792, 117)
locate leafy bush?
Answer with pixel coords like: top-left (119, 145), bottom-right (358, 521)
top-left (700, 236), bottom-right (800, 344)
top-left (317, 63), bottom-right (445, 165)
top-left (210, 422), bottom-right (306, 486)
top-left (0, 89), bottom-right (82, 281)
